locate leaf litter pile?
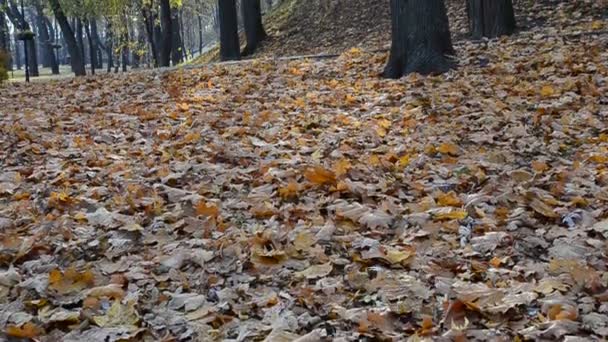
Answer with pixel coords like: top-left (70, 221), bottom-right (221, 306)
top-left (2, 5), bottom-right (608, 342)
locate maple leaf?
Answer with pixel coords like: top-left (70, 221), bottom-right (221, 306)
top-left (5, 322), bottom-right (43, 339)
top-left (196, 201), bottom-right (220, 218)
top-left (304, 166), bottom-right (336, 185)
top-left (48, 267), bottom-right (95, 294)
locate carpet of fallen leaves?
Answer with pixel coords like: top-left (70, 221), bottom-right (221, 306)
top-left (2, 5), bottom-right (608, 342)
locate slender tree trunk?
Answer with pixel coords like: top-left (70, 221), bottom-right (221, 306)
top-left (105, 21), bottom-right (113, 72)
top-left (241, 0), bottom-right (266, 56)
top-left (179, 9), bottom-right (186, 60)
top-left (218, 0), bottom-right (240, 61)
top-left (0, 1), bottom-right (12, 71)
top-left (467, 0), bottom-right (516, 39)
top-left (90, 19), bottom-right (102, 68)
top-left (170, 7), bottom-right (182, 65)
top-left (84, 19), bottom-right (96, 75)
top-left (159, 0), bottom-right (172, 67)
top-left (383, 0), bottom-right (455, 78)
top-left (40, 15), bottom-right (59, 75)
top-left (142, 7), bottom-right (159, 67)
top-left (76, 19), bottom-right (86, 67)
top-left (48, 0), bottom-right (85, 75)
top-left (197, 14), bottom-right (203, 54)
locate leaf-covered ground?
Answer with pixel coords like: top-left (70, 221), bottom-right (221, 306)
top-left (2, 4), bottom-right (608, 342)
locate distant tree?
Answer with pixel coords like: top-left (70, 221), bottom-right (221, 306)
top-left (467, 0), bottom-right (515, 39)
top-left (383, 0), bottom-right (455, 78)
top-left (241, 0), bottom-right (266, 56)
top-left (5, 0), bottom-right (40, 76)
top-left (49, 0), bottom-right (86, 75)
top-left (218, 0), bottom-right (239, 61)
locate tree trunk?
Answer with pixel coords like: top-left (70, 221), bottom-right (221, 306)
top-left (218, 0), bottom-right (240, 61)
top-left (142, 7), bottom-right (159, 67)
top-left (5, 0), bottom-right (39, 76)
top-left (0, 2), bottom-right (12, 71)
top-left (159, 0), bottom-right (172, 67)
top-left (76, 19), bottom-right (86, 67)
top-left (241, 0), bottom-right (266, 56)
top-left (170, 7), bottom-right (183, 65)
top-left (90, 19), bottom-right (102, 68)
top-left (383, 0), bottom-right (455, 79)
top-left (105, 22), bottom-right (113, 73)
top-left (84, 20), bottom-right (96, 75)
top-left (197, 14), bottom-right (203, 54)
top-left (48, 0), bottom-right (86, 76)
top-left (467, 0), bottom-right (515, 39)
top-left (34, 4), bottom-right (59, 74)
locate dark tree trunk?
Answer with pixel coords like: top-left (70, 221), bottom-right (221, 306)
top-left (35, 7), bottom-right (58, 74)
top-left (467, 0), bottom-right (516, 39)
top-left (383, 0), bottom-right (455, 79)
top-left (142, 7), bottom-right (159, 67)
top-left (76, 19), bottom-right (86, 66)
top-left (159, 0), bottom-right (172, 67)
top-left (49, 0), bottom-right (85, 76)
top-left (105, 22), bottom-right (113, 72)
top-left (170, 7), bottom-right (183, 65)
top-left (90, 19), bottom-right (102, 68)
top-left (121, 31), bottom-right (128, 72)
top-left (197, 14), bottom-right (203, 54)
top-left (241, 0), bottom-right (266, 56)
top-left (84, 20), bottom-right (96, 74)
top-left (179, 9), bottom-right (186, 60)
top-left (218, 0), bottom-right (240, 61)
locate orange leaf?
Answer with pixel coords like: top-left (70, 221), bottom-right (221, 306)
top-left (531, 160), bottom-right (549, 173)
top-left (332, 159), bottom-right (352, 177)
top-left (279, 181), bottom-right (300, 199)
top-left (6, 323), bottom-right (43, 338)
top-left (304, 166), bottom-right (336, 185)
top-left (437, 143), bottom-right (460, 156)
top-left (418, 316), bottom-right (434, 336)
top-left (196, 201), bottom-right (220, 218)
top-left (49, 267), bottom-right (95, 294)
top-left (540, 85), bottom-right (555, 97)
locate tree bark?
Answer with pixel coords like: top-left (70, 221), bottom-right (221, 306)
top-left (170, 7), bottom-right (183, 65)
top-left (90, 19), bottom-right (102, 68)
top-left (76, 19), bottom-right (86, 67)
top-left (241, 0), bottom-right (266, 56)
top-left (34, 3), bottom-right (59, 74)
top-left (48, 0), bottom-right (85, 76)
top-left (218, 0), bottom-right (240, 61)
top-left (142, 7), bottom-right (159, 67)
top-left (5, 0), bottom-right (39, 76)
top-left (0, 1), bottom-right (12, 71)
top-left (159, 0), bottom-right (172, 67)
top-left (467, 0), bottom-right (516, 39)
top-left (84, 19), bottom-right (96, 74)
top-left (383, 0), bottom-right (455, 79)
top-left (105, 21), bottom-right (114, 73)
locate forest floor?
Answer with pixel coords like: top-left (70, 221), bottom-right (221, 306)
top-left (1, 1), bottom-right (608, 341)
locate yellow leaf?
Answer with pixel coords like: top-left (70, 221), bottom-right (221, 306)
top-left (540, 85), bottom-right (555, 97)
top-left (93, 300), bottom-right (140, 328)
top-left (48, 267), bottom-right (95, 294)
top-left (6, 322), bottom-right (43, 338)
top-left (385, 247), bottom-right (415, 265)
top-left (396, 155), bottom-right (410, 170)
top-left (592, 20), bottom-right (604, 30)
top-left (177, 103), bottom-right (190, 112)
top-left (437, 191), bottom-right (463, 207)
top-left (433, 209), bottom-right (468, 221)
top-left (437, 143), bottom-right (460, 156)
top-left (304, 166), bottom-right (336, 185)
top-left (332, 159), bottom-right (352, 177)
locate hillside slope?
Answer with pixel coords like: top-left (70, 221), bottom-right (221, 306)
top-left (249, 0), bottom-right (608, 58)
